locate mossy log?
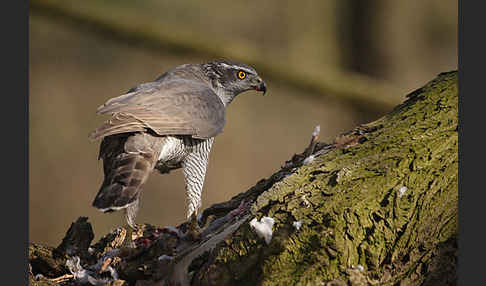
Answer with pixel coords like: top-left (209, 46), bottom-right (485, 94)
top-left (29, 71), bottom-right (458, 285)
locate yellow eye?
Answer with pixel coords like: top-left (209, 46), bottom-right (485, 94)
top-left (237, 71), bottom-right (246, 79)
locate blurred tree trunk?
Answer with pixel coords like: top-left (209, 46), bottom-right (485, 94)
top-left (337, 0), bottom-right (387, 78)
top-left (337, 0), bottom-right (457, 91)
top-left (29, 71), bottom-right (457, 285)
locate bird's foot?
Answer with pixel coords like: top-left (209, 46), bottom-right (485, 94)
top-left (118, 225), bottom-right (139, 257)
top-left (185, 212), bottom-right (202, 241)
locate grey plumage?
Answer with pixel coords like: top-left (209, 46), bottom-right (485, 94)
top-left (90, 60), bottom-right (266, 226)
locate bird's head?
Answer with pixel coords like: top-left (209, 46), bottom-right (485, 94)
top-left (202, 59), bottom-right (267, 103)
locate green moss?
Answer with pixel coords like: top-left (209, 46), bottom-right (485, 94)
top-left (200, 71), bottom-right (458, 285)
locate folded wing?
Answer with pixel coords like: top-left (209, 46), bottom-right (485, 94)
top-left (89, 79), bottom-right (225, 140)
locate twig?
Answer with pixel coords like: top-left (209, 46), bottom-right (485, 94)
top-left (304, 125), bottom-right (320, 158)
top-left (48, 274), bottom-right (74, 283)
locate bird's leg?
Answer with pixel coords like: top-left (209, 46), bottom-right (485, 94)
top-left (121, 199), bottom-right (139, 249)
top-left (181, 138), bottom-right (214, 241)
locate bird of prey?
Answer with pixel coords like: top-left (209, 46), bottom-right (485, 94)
top-left (89, 59), bottom-right (267, 242)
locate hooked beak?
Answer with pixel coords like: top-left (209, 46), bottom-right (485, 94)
top-left (255, 78), bottom-right (267, 95)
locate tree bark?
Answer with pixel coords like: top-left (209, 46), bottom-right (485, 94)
top-left (29, 71), bottom-right (458, 286)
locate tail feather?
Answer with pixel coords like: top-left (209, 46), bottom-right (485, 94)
top-left (92, 133), bottom-right (161, 212)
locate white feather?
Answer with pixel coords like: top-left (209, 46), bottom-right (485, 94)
top-left (398, 186), bottom-right (408, 198)
top-left (293, 221), bottom-right (303, 231)
top-left (250, 216), bottom-right (275, 245)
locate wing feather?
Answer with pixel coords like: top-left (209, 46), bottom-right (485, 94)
top-left (89, 78), bottom-right (225, 140)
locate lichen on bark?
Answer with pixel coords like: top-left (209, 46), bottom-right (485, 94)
top-left (195, 71), bottom-right (458, 286)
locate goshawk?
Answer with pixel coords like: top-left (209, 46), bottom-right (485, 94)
top-left (89, 59), bottom-right (266, 239)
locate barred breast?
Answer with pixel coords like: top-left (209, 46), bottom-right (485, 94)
top-left (154, 136), bottom-right (213, 175)
top-left (155, 136), bottom-right (188, 173)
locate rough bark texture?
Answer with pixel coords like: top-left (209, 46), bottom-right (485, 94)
top-left (29, 71), bottom-right (458, 286)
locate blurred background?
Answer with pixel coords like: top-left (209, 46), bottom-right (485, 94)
top-left (29, 0), bottom-right (457, 246)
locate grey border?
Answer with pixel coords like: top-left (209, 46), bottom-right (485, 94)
top-left (458, 0), bottom-right (481, 285)
top-left (2, 0), bottom-right (29, 284)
